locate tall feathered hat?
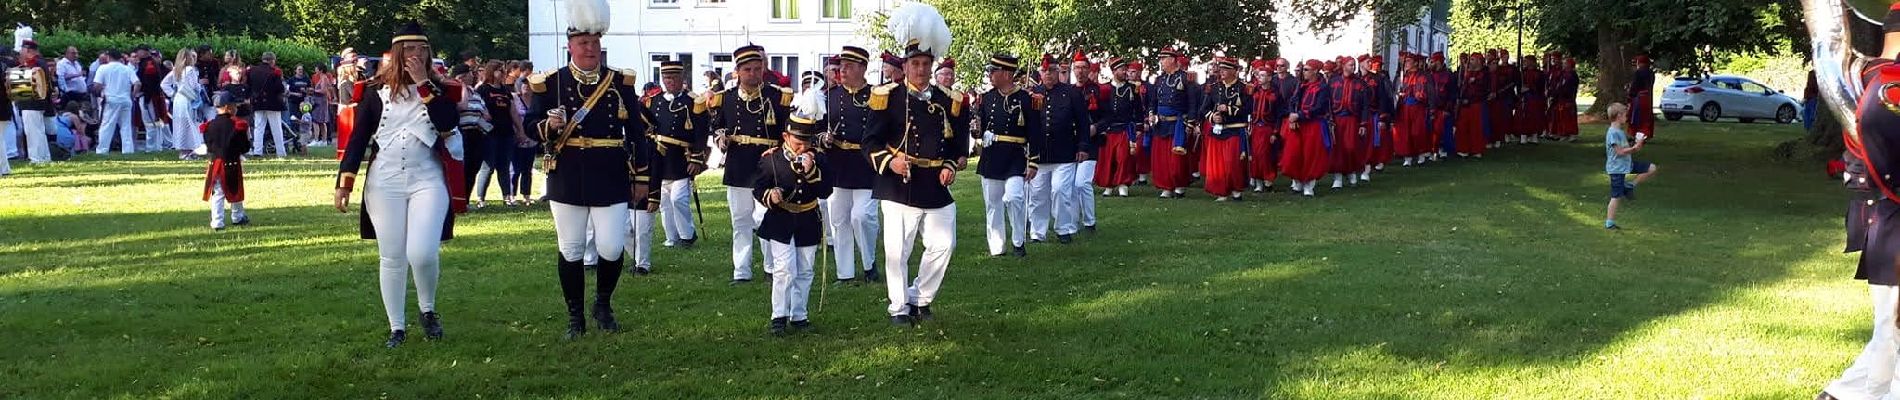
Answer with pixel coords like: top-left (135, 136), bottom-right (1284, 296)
top-left (787, 83), bottom-right (827, 140)
top-left (566, 0), bottom-right (611, 37)
top-left (886, 2), bottom-right (951, 60)
top-left (12, 23), bottom-right (34, 51)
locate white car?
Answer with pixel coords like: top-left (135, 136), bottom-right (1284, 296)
top-left (1658, 74), bottom-right (1802, 124)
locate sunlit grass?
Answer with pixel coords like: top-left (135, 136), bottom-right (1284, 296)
top-left (0, 121), bottom-right (1870, 398)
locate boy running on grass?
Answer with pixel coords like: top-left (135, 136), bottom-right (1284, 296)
top-left (1604, 102), bottom-right (1658, 230)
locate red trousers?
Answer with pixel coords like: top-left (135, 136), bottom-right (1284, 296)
top-left (1202, 133), bottom-right (1246, 197)
top-left (1487, 100), bottom-right (1512, 142)
top-left (1151, 122), bottom-right (1191, 190)
top-left (336, 106), bottom-right (357, 160)
top-left (1187, 123), bottom-right (1209, 175)
top-left (1519, 99), bottom-right (1547, 135)
top-left (1132, 138), bottom-right (1150, 176)
top-left (1456, 103), bottom-right (1488, 155)
top-left (1396, 104), bottom-right (1429, 157)
top-left (1369, 120), bottom-right (1394, 166)
top-left (1279, 119), bottom-right (1328, 181)
top-left (1550, 101), bottom-right (1579, 137)
top-left (1329, 116), bottom-right (1363, 174)
top-left (1631, 93), bottom-right (1655, 137)
top-left (1247, 123), bottom-right (1278, 181)
top-left (1094, 128), bottom-right (1138, 187)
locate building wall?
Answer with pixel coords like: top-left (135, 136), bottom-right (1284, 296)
top-left (1270, 0), bottom-right (1451, 76)
top-left (529, 0), bottom-right (895, 90)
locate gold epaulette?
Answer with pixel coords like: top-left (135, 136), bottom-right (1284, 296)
top-left (774, 85), bottom-right (794, 106)
top-left (706, 89), bottom-right (726, 109)
top-left (944, 87), bottom-right (964, 116)
top-left (870, 83), bottom-right (896, 110)
top-left (1029, 93), bottom-right (1045, 110)
top-left (528, 70), bottom-right (553, 94)
top-left (619, 68), bottom-right (639, 86)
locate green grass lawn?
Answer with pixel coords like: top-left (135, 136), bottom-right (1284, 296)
top-left (0, 120), bottom-right (1865, 398)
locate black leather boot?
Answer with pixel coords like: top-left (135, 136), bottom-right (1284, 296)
top-left (559, 255), bottom-right (587, 340)
top-left (593, 254), bottom-right (623, 333)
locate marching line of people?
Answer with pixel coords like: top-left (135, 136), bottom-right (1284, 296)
top-left (323, 1), bottom-right (1636, 346)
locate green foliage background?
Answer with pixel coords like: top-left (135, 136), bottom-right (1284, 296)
top-left (3, 0), bottom-right (527, 60)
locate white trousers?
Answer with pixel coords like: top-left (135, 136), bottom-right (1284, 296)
top-left (4, 109), bottom-right (17, 158)
top-left (880, 201), bottom-right (954, 316)
top-left (728, 187), bottom-right (771, 280)
top-left (981, 177), bottom-right (1027, 255)
top-left (1027, 163), bottom-right (1057, 240)
top-left (171, 96), bottom-right (202, 152)
top-left (553, 201), bottom-right (628, 263)
top-left (624, 209), bottom-right (654, 268)
top-left (250, 110), bottom-right (287, 156)
top-left (1046, 162), bottom-right (1082, 235)
top-left (824, 188), bottom-right (879, 279)
top-left (142, 98), bottom-right (169, 152)
top-left (0, 122), bottom-right (12, 175)
top-left (763, 240), bottom-right (816, 320)
top-left (1075, 160), bottom-right (1097, 228)
top-left (97, 100), bottom-right (135, 155)
top-left (20, 110), bottom-right (49, 163)
top-left (363, 160), bottom-right (449, 331)
top-left (660, 179), bottom-right (697, 243)
top-left (208, 179), bottom-right (246, 227)
top-left (1827, 284), bottom-right (1900, 400)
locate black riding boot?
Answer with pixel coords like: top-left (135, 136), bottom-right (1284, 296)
top-left (593, 254), bottom-right (623, 333)
top-left (559, 255), bottom-right (587, 340)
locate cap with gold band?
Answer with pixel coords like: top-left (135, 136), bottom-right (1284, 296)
top-left (735, 44), bottom-right (766, 66)
top-left (393, 21), bottom-right (429, 45)
top-left (838, 46), bottom-right (870, 65)
top-left (1109, 57), bottom-right (1129, 71)
top-left (659, 60), bottom-right (685, 75)
top-left (986, 54), bottom-right (1020, 73)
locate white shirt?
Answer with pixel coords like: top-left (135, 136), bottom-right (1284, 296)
top-left (56, 58), bottom-right (86, 94)
top-left (162, 67), bottom-right (202, 101)
top-left (92, 62), bottom-right (139, 104)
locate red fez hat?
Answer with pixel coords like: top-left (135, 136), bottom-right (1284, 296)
top-left (881, 51), bottom-right (904, 68)
top-left (938, 57), bottom-right (956, 71)
top-left (1040, 53), bottom-right (1057, 69)
top-left (1565, 57), bottom-right (1577, 66)
top-left (1072, 51), bottom-right (1090, 64)
top-left (1633, 54), bottom-right (1651, 64)
top-left (1371, 55), bottom-right (1384, 65)
top-left (1249, 58), bottom-right (1268, 69)
top-left (1130, 61), bottom-right (1145, 71)
top-left (1304, 59), bottom-right (1322, 70)
top-left (1323, 60), bottom-right (1339, 71)
top-left (1431, 52), bottom-right (1445, 62)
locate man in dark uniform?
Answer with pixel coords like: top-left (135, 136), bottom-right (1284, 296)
top-left (521, 0), bottom-right (660, 339)
top-left (1199, 57), bottom-right (1250, 201)
top-left (1147, 47), bottom-right (1199, 198)
top-left (1428, 52), bottom-right (1456, 161)
top-left (645, 60), bottom-right (708, 260)
top-left (709, 44), bottom-right (793, 285)
top-left (1094, 57), bottom-right (1145, 197)
top-left (975, 54), bottom-right (1041, 258)
top-left (1029, 53), bottom-right (1091, 244)
top-left (1821, 6), bottom-right (1900, 398)
top-left (865, 2), bottom-right (967, 327)
top-left (820, 45), bottom-right (884, 285)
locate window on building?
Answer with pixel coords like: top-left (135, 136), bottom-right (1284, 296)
top-left (701, 0), bottom-right (726, 5)
top-left (652, 0), bottom-right (679, 7)
top-left (822, 0), bottom-right (851, 19)
top-left (650, 53), bottom-right (671, 82)
top-left (772, 0), bottom-right (799, 20)
top-left (770, 55), bottom-right (801, 85)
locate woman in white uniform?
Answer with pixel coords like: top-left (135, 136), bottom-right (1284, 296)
top-left (333, 22), bottom-right (465, 349)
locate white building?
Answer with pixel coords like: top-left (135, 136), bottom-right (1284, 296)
top-left (1272, 0), bottom-right (1451, 76)
top-left (528, 0), bottom-right (899, 90)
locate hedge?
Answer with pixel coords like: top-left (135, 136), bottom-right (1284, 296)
top-left (32, 29), bottom-right (335, 71)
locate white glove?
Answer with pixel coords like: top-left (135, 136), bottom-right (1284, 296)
top-left (445, 131), bottom-right (465, 161)
top-left (983, 130), bottom-right (996, 147)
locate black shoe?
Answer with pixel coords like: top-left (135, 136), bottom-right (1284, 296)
top-left (914, 305), bottom-right (934, 321)
top-left (1057, 234), bottom-right (1073, 244)
top-left (889, 315), bottom-right (915, 328)
top-left (633, 266), bottom-right (652, 276)
top-left (232, 217), bottom-right (251, 226)
top-left (420, 311), bottom-right (443, 340)
top-left (592, 302), bottom-right (620, 333)
top-left (864, 267), bottom-right (883, 283)
top-left (678, 236), bottom-right (697, 249)
top-left (563, 320), bottom-right (587, 341)
top-left (769, 317), bottom-right (790, 336)
top-left (1817, 391), bottom-right (1841, 400)
top-left (791, 319), bottom-right (812, 331)
top-left (1013, 245), bottom-right (1027, 257)
top-left (1605, 224), bottom-right (1622, 230)
top-left (1084, 225), bottom-right (1096, 233)
top-left (384, 329), bottom-right (406, 348)
top-left (729, 278), bottom-right (752, 286)
top-left (833, 277), bottom-right (858, 286)
top-left (1031, 238), bottom-right (1046, 244)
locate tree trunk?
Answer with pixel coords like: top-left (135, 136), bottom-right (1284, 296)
top-left (1588, 25), bottom-right (1631, 115)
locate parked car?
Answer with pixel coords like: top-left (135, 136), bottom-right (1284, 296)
top-left (1659, 74), bottom-right (1802, 124)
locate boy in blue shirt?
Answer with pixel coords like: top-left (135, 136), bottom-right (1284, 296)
top-left (1604, 102), bottom-right (1658, 230)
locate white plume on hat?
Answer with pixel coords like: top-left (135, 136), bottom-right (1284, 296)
top-left (791, 84), bottom-right (827, 123)
top-left (567, 0), bottom-right (611, 35)
top-left (13, 23), bottom-right (33, 49)
top-left (885, 2), bottom-right (950, 58)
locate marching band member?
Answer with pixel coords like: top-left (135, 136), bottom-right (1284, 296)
top-left (1281, 60), bottom-right (1330, 197)
top-left (1029, 54), bottom-right (1091, 243)
top-left (1093, 58), bottom-right (1144, 197)
top-left (1070, 52), bottom-right (1101, 233)
top-left (1627, 54), bottom-right (1657, 141)
top-left (1201, 57), bottom-right (1250, 201)
top-left (975, 54), bottom-right (1040, 257)
top-left (821, 46), bottom-right (884, 284)
top-left (1327, 56), bottom-right (1366, 189)
top-left (710, 44), bottom-right (794, 285)
top-left (1246, 58), bottom-right (1279, 193)
top-left (1518, 54), bottom-right (1546, 144)
top-left (867, 3), bottom-right (969, 327)
top-left (1550, 56), bottom-right (1581, 141)
top-left (1147, 47), bottom-right (1199, 198)
top-left (1362, 55), bottom-right (1394, 177)
top-left (1397, 53), bottom-right (1430, 167)
top-left (755, 85), bottom-right (833, 336)
top-left (1455, 53), bottom-right (1489, 158)
top-left (645, 60), bottom-right (709, 270)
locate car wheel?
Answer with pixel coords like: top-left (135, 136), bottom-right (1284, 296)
top-left (1777, 105), bottom-right (1797, 124)
top-left (1699, 102), bottom-right (1722, 122)
top-left (1664, 113), bottom-right (1684, 121)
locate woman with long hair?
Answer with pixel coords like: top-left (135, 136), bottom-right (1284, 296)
top-left (474, 61), bottom-right (528, 205)
top-left (309, 65), bottom-right (334, 147)
top-left (510, 60), bottom-right (539, 202)
top-left (334, 22), bottom-right (465, 348)
top-left (162, 48), bottom-right (205, 160)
